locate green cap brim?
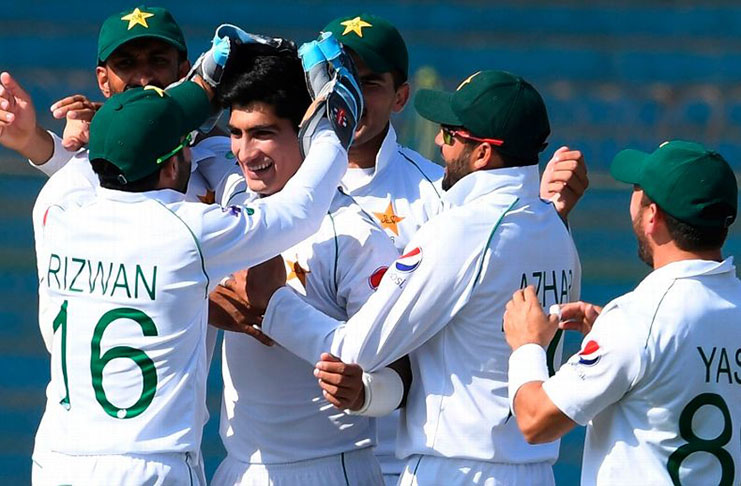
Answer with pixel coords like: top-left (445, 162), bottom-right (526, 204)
top-left (344, 43), bottom-right (394, 75)
top-left (414, 89), bottom-right (462, 127)
top-left (99, 33), bottom-right (187, 62)
top-left (610, 149), bottom-right (648, 185)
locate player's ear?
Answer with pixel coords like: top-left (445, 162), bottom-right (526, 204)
top-left (96, 66), bottom-right (111, 98)
top-left (392, 82), bottom-right (410, 112)
top-left (645, 203), bottom-right (662, 236)
top-left (157, 156), bottom-right (179, 188)
top-left (472, 142), bottom-right (498, 171)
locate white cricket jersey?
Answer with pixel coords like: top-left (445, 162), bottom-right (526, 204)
top-left (543, 258), bottom-right (741, 486)
top-left (340, 124), bottom-right (444, 252)
top-left (31, 133), bottom-right (235, 351)
top-left (262, 165), bottom-right (581, 464)
top-left (342, 124), bottom-right (443, 475)
top-left (33, 127), bottom-right (348, 456)
top-left (215, 173), bottom-right (399, 464)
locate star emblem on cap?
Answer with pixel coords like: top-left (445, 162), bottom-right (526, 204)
top-left (121, 7), bottom-right (155, 30)
top-left (374, 201), bottom-right (405, 236)
top-left (340, 17), bottom-right (372, 37)
top-left (144, 85), bottom-right (166, 97)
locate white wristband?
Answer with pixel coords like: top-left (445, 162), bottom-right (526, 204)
top-left (350, 367), bottom-right (404, 417)
top-left (508, 343), bottom-right (549, 416)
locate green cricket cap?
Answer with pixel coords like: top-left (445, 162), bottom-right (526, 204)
top-left (414, 70), bottom-right (550, 163)
top-left (611, 140), bottom-right (737, 228)
top-left (323, 14), bottom-right (408, 82)
top-left (89, 82), bottom-right (211, 183)
top-left (98, 6), bottom-right (187, 63)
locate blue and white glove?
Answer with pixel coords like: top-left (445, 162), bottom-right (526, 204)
top-left (187, 31), bottom-right (231, 89)
top-left (298, 32), bottom-right (363, 159)
top-left (214, 24), bottom-right (296, 54)
top-left (186, 24), bottom-right (296, 131)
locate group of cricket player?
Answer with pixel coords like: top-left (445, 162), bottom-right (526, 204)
top-left (0, 5), bottom-right (739, 486)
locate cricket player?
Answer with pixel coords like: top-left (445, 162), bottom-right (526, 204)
top-left (503, 140), bottom-right (741, 486)
top-left (31, 33), bottom-right (364, 485)
top-left (318, 15), bottom-right (589, 483)
top-left (204, 42), bottom-right (403, 485)
top-left (247, 70), bottom-right (582, 485)
top-left (0, 6), bottom-right (233, 244)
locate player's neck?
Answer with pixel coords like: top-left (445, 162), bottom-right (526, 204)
top-left (348, 126), bottom-right (388, 169)
top-left (652, 245), bottom-right (723, 270)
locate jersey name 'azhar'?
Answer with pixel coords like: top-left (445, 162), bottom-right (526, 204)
top-left (46, 253), bottom-right (157, 301)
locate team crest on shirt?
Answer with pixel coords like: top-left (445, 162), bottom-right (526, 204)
top-left (577, 340), bottom-right (602, 366)
top-left (368, 266), bottom-right (388, 290)
top-left (395, 247), bottom-right (422, 273)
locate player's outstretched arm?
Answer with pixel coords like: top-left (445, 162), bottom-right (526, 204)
top-left (540, 146), bottom-right (589, 221)
top-left (0, 72), bottom-right (54, 165)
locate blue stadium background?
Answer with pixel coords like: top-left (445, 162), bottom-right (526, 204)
top-left (1, 1), bottom-right (740, 483)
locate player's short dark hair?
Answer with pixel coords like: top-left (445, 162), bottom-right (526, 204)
top-left (641, 192), bottom-right (728, 251)
top-left (217, 43), bottom-right (310, 132)
top-left (91, 158), bottom-right (162, 192)
top-left (496, 148), bottom-right (538, 167)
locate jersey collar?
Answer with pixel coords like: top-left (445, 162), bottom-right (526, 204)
top-left (341, 124), bottom-right (398, 192)
top-left (442, 164), bottom-right (540, 208)
top-left (642, 257), bottom-right (736, 286)
top-left (97, 186), bottom-right (186, 204)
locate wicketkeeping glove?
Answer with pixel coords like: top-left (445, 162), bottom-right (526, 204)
top-left (298, 32), bottom-right (363, 159)
top-left (188, 24), bottom-right (296, 89)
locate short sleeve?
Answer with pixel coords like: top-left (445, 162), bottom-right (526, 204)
top-left (542, 305), bottom-right (646, 425)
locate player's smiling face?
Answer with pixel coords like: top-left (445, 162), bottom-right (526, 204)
top-left (228, 102), bottom-right (302, 196)
top-left (96, 38), bottom-right (189, 97)
top-left (350, 53), bottom-right (409, 147)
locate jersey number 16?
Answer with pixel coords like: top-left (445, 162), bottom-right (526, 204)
top-left (52, 300), bottom-right (159, 420)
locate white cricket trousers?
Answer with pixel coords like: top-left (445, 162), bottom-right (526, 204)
top-left (32, 449), bottom-right (205, 485)
top-left (398, 455), bottom-right (554, 486)
top-left (211, 447), bottom-right (384, 485)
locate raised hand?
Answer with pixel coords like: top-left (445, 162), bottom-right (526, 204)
top-left (297, 32), bottom-right (363, 158)
top-left (0, 71), bottom-right (53, 163)
top-left (50, 94), bottom-right (101, 151)
top-left (541, 146), bottom-right (589, 220)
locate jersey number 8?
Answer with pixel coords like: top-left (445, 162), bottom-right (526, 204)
top-left (667, 392), bottom-right (735, 485)
top-left (53, 300), bottom-right (159, 420)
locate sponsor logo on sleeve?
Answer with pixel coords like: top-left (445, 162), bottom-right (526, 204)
top-left (368, 266), bottom-right (388, 290)
top-left (577, 340), bottom-right (601, 366)
top-left (395, 247), bottom-right (422, 273)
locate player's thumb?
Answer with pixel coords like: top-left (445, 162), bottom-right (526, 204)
top-left (0, 72), bottom-right (30, 101)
